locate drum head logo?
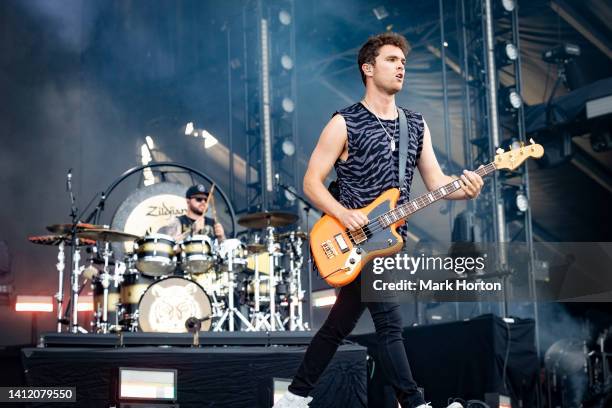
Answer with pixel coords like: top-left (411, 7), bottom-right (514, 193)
top-left (112, 183), bottom-right (189, 255)
top-left (138, 277), bottom-right (212, 333)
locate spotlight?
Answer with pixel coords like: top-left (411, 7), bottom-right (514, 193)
top-left (501, 0), bottom-right (516, 12)
top-left (496, 42), bottom-right (518, 66)
top-left (140, 144), bottom-right (152, 165)
top-left (515, 191), bottom-right (528, 212)
top-left (499, 87), bottom-right (522, 111)
top-left (278, 10), bottom-right (291, 25)
top-left (184, 122), bottom-right (195, 136)
top-left (281, 97), bottom-right (294, 113)
top-left (542, 43), bottom-right (581, 64)
top-left (145, 136), bottom-right (155, 150)
top-left (503, 186), bottom-right (528, 217)
top-left (280, 54), bottom-right (294, 70)
top-left (201, 130), bottom-right (219, 149)
top-left (281, 139), bottom-right (295, 156)
top-left (372, 6), bottom-right (389, 20)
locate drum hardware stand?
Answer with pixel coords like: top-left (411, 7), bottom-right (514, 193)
top-left (55, 241), bottom-right (66, 332)
top-left (265, 226), bottom-right (285, 331)
top-left (287, 232), bottom-right (308, 331)
top-left (277, 181), bottom-right (316, 329)
top-left (98, 242), bottom-right (113, 333)
top-left (214, 251), bottom-right (254, 332)
top-left (247, 232), bottom-right (271, 331)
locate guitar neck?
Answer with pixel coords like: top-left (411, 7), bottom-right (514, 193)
top-left (377, 162), bottom-right (498, 228)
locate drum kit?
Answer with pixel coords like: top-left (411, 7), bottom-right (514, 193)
top-left (29, 211), bottom-right (310, 334)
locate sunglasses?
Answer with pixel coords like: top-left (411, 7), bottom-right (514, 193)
top-left (192, 196), bottom-right (208, 203)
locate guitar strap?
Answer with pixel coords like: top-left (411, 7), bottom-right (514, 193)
top-left (398, 107), bottom-right (409, 191)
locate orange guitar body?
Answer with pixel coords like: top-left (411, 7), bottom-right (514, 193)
top-left (310, 188), bottom-right (406, 287)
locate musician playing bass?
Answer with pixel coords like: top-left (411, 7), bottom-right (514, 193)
top-left (274, 32), bottom-right (483, 408)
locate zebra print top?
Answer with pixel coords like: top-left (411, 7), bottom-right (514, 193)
top-left (334, 102), bottom-right (425, 237)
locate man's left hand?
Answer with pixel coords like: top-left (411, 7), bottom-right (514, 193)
top-left (214, 223), bottom-right (225, 241)
top-left (460, 168), bottom-right (484, 199)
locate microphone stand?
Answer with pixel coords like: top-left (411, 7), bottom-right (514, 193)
top-left (277, 181), bottom-right (320, 329)
top-left (66, 169), bottom-right (83, 334)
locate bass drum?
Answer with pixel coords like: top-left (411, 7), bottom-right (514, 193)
top-left (138, 276), bottom-right (212, 333)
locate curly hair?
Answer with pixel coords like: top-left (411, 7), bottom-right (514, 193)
top-left (357, 32), bottom-right (411, 85)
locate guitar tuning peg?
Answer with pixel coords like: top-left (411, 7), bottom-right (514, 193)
top-left (529, 138), bottom-right (535, 144)
top-left (520, 141), bottom-right (525, 148)
top-left (496, 147), bottom-right (504, 155)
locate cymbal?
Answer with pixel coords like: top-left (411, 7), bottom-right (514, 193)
top-left (238, 211), bottom-right (298, 229)
top-left (28, 234), bottom-right (96, 247)
top-left (77, 228), bottom-right (141, 243)
top-left (46, 222), bottom-right (101, 234)
top-left (276, 231), bottom-right (308, 241)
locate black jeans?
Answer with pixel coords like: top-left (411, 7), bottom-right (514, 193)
top-left (289, 270), bottom-right (426, 408)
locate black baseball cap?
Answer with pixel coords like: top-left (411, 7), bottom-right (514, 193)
top-left (186, 184), bottom-right (209, 199)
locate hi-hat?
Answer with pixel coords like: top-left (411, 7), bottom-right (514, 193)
top-left (77, 228), bottom-right (141, 242)
top-left (276, 231), bottom-right (308, 241)
top-left (238, 211), bottom-right (298, 229)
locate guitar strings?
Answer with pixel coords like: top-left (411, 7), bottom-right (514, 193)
top-left (346, 163), bottom-right (496, 241)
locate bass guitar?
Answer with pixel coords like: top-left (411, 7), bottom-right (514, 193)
top-left (310, 140), bottom-right (544, 287)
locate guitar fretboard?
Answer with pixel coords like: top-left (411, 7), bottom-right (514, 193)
top-left (376, 162), bottom-right (497, 228)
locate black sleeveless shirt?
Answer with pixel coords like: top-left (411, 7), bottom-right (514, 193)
top-left (334, 102), bottom-right (425, 237)
top-left (177, 215), bottom-right (215, 236)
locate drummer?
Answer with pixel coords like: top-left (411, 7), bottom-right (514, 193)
top-left (158, 184), bottom-right (225, 242)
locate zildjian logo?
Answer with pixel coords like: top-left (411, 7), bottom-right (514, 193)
top-left (146, 203), bottom-right (186, 217)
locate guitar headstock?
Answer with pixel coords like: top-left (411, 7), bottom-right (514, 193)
top-left (495, 139), bottom-right (544, 171)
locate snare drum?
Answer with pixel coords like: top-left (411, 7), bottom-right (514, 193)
top-left (133, 234), bottom-right (177, 277)
top-left (180, 235), bottom-right (214, 273)
top-left (137, 276), bottom-right (212, 333)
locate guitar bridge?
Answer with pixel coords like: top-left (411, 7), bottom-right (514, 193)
top-left (321, 240), bottom-right (337, 259)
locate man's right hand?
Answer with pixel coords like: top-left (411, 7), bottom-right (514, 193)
top-left (335, 208), bottom-right (369, 231)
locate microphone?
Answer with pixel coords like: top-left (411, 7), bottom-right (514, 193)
top-left (66, 169), bottom-right (73, 192)
top-left (185, 315), bottom-right (211, 332)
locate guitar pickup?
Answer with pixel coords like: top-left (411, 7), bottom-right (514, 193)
top-left (334, 234), bottom-right (350, 253)
top-left (321, 240), bottom-right (337, 259)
